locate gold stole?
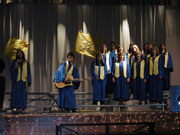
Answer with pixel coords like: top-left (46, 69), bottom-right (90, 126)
top-left (164, 52), bottom-right (168, 68)
top-left (65, 61), bottom-right (73, 75)
top-left (146, 54), bottom-right (151, 62)
top-left (95, 65), bottom-right (105, 80)
top-left (115, 61), bottom-right (127, 78)
top-left (128, 53), bottom-right (131, 63)
top-left (130, 55), bottom-right (134, 67)
top-left (149, 56), bottom-right (159, 75)
top-left (115, 49), bottom-right (117, 54)
top-left (133, 60), bottom-right (145, 79)
top-left (106, 51), bottom-right (110, 71)
top-left (95, 65), bottom-right (104, 80)
top-left (17, 61), bottom-right (27, 82)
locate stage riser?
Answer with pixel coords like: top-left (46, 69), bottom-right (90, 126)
top-left (3, 112), bottom-right (180, 135)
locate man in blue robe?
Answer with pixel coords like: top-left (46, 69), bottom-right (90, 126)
top-left (105, 41), bottom-right (116, 97)
top-left (54, 52), bottom-right (80, 112)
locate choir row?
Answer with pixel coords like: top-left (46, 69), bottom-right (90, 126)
top-left (91, 42), bottom-right (173, 109)
top-left (9, 42), bottom-right (173, 114)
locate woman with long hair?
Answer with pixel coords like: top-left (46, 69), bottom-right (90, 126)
top-left (131, 52), bottom-right (147, 104)
top-left (148, 47), bottom-right (164, 103)
top-left (159, 43), bottom-right (173, 90)
top-left (112, 52), bottom-right (131, 105)
top-left (91, 53), bottom-right (107, 111)
top-left (10, 49), bottom-right (31, 114)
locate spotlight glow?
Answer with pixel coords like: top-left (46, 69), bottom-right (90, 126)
top-left (178, 101), bottom-right (180, 105)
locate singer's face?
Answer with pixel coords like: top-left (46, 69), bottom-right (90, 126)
top-left (67, 56), bottom-right (74, 64)
top-left (97, 55), bottom-right (102, 62)
top-left (17, 51), bottom-right (23, 58)
top-left (161, 44), bottom-right (166, 50)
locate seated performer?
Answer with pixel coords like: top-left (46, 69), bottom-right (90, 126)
top-left (54, 52), bottom-right (82, 112)
top-left (91, 53), bottom-right (107, 111)
top-left (10, 49), bottom-right (32, 114)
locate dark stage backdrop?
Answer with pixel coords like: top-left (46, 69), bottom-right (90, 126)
top-left (0, 4), bottom-right (179, 108)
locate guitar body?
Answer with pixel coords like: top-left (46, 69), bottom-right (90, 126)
top-left (54, 75), bottom-right (91, 89)
top-left (55, 75), bottom-right (73, 89)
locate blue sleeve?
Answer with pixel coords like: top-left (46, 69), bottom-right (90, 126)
top-left (105, 64), bottom-right (108, 75)
top-left (111, 63), bottom-right (115, 77)
top-left (109, 54), bottom-right (112, 73)
top-left (127, 63), bottom-right (131, 78)
top-left (125, 53), bottom-right (129, 63)
top-left (27, 62), bottom-right (32, 86)
top-left (91, 62), bottom-right (97, 81)
top-left (159, 56), bottom-right (164, 78)
top-left (110, 51), bottom-right (116, 72)
top-left (168, 53), bottom-right (173, 72)
top-left (144, 62), bottom-right (147, 80)
top-left (72, 66), bottom-right (80, 90)
top-left (10, 60), bottom-right (18, 81)
top-left (146, 58), bottom-right (149, 80)
top-left (54, 62), bottom-right (66, 83)
top-left (131, 63), bottom-right (134, 79)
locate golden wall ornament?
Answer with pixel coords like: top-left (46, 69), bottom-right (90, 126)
top-left (75, 31), bottom-right (103, 58)
top-left (3, 38), bottom-right (29, 60)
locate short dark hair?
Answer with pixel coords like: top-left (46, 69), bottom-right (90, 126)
top-left (110, 41), bottom-right (116, 46)
top-left (67, 52), bottom-right (75, 58)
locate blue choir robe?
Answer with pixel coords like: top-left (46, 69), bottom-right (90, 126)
top-left (112, 61), bottom-right (131, 101)
top-left (91, 62), bottom-right (107, 102)
top-left (131, 61), bottom-right (147, 101)
top-left (54, 62), bottom-right (80, 110)
top-left (142, 53), bottom-right (151, 94)
top-left (102, 52), bottom-right (112, 73)
top-left (10, 60), bottom-right (31, 109)
top-left (148, 56), bottom-right (164, 102)
top-left (104, 50), bottom-right (116, 95)
top-left (125, 53), bottom-right (131, 64)
top-left (110, 50), bottom-right (117, 70)
top-left (161, 52), bottom-right (173, 90)
top-left (129, 55), bottom-right (135, 68)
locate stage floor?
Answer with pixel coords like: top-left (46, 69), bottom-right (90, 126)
top-left (2, 110), bottom-right (180, 135)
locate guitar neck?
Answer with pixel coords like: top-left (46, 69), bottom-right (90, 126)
top-left (72, 78), bottom-right (91, 81)
top-left (72, 78), bottom-right (81, 81)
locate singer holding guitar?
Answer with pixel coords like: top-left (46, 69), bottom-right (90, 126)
top-left (54, 52), bottom-right (83, 112)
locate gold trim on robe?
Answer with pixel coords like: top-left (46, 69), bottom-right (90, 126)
top-left (164, 52), bottom-right (168, 68)
top-left (65, 61), bottom-right (73, 76)
top-left (128, 53), bottom-right (131, 63)
top-left (106, 51), bottom-right (110, 71)
top-left (130, 55), bottom-right (135, 67)
top-left (133, 60), bottom-right (145, 79)
top-left (149, 56), bottom-right (159, 75)
top-left (95, 65), bottom-right (105, 80)
top-left (146, 54), bottom-right (151, 63)
top-left (17, 61), bottom-right (27, 82)
top-left (115, 61), bottom-right (127, 78)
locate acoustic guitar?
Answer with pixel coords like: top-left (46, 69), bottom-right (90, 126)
top-left (54, 75), bottom-right (91, 89)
